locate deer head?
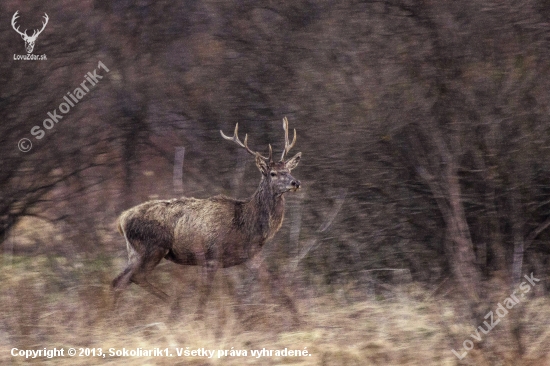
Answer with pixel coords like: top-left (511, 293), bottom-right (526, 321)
top-left (12, 11), bottom-right (49, 54)
top-left (220, 117), bottom-right (302, 195)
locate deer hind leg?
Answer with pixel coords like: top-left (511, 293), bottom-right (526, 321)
top-left (112, 241), bottom-right (169, 306)
top-left (130, 246), bottom-right (170, 301)
top-left (112, 237), bottom-right (140, 308)
top-left (112, 262), bottom-right (137, 309)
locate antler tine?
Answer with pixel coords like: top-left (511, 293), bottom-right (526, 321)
top-left (34, 13), bottom-right (49, 37)
top-left (280, 117), bottom-right (297, 161)
top-left (11, 11), bottom-right (26, 37)
top-left (31, 13), bottom-right (50, 38)
top-left (220, 123), bottom-right (268, 160)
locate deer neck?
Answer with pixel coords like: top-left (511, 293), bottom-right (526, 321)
top-left (244, 177), bottom-right (285, 240)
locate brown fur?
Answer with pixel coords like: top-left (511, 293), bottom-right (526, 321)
top-left (112, 122), bottom-right (301, 319)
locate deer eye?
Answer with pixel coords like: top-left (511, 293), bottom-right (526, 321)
top-left (270, 172), bottom-right (277, 177)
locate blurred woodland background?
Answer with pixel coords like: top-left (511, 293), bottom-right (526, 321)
top-left (2, 0), bottom-right (550, 364)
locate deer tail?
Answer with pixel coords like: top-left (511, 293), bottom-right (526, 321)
top-left (117, 220), bottom-right (124, 236)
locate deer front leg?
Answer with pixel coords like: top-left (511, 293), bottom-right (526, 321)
top-left (195, 251), bottom-right (219, 320)
top-left (251, 258), bottom-right (301, 326)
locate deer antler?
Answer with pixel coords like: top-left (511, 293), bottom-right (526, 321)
top-left (31, 13), bottom-right (49, 39)
top-left (280, 117), bottom-right (297, 162)
top-left (11, 11), bottom-right (48, 40)
top-left (220, 123), bottom-right (272, 161)
top-left (11, 11), bottom-right (27, 38)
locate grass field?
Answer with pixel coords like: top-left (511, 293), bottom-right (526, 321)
top-left (1, 253), bottom-right (550, 365)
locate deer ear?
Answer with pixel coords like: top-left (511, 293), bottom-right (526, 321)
top-left (285, 152), bottom-right (301, 171)
top-left (255, 154), bottom-right (269, 175)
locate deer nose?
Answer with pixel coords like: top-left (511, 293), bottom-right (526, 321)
top-left (291, 179), bottom-right (301, 189)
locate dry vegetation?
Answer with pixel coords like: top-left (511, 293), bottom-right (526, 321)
top-left (2, 220), bottom-right (550, 365)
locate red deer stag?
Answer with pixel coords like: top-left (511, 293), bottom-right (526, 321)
top-left (112, 118), bottom-right (301, 319)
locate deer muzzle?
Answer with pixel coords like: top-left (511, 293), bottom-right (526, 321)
top-left (289, 179), bottom-right (301, 191)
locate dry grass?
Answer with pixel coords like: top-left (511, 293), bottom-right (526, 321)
top-left (1, 254), bottom-right (550, 365)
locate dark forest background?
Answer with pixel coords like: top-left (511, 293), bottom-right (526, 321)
top-left (2, 0), bottom-right (550, 364)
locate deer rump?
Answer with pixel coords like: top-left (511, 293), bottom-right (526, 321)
top-left (118, 196), bottom-right (274, 269)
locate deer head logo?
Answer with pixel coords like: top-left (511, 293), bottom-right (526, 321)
top-left (12, 11), bottom-right (49, 54)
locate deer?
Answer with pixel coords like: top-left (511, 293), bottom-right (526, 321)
top-left (112, 117), bottom-right (302, 321)
top-left (11, 11), bottom-right (49, 54)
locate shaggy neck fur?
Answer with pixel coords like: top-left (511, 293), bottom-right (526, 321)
top-left (243, 176), bottom-right (285, 240)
